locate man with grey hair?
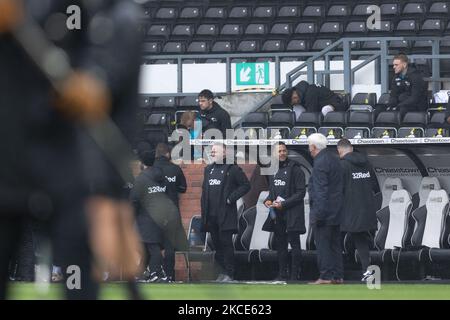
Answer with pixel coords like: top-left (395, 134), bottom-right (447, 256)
top-left (307, 133), bottom-right (344, 284)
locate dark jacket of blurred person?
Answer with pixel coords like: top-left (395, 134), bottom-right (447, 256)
top-left (0, 0), bottom-right (143, 299)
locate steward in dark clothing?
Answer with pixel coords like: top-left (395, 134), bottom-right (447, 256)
top-left (283, 80), bottom-right (345, 113)
top-left (308, 148), bottom-right (344, 283)
top-left (262, 156), bottom-right (306, 280)
top-left (339, 149), bottom-right (380, 277)
top-left (387, 65), bottom-right (428, 115)
top-left (201, 155), bottom-right (250, 280)
top-left (130, 167), bottom-right (187, 281)
top-left (199, 101), bottom-right (232, 137)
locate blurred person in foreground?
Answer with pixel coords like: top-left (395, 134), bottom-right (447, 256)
top-left (0, 0), bottom-right (143, 299)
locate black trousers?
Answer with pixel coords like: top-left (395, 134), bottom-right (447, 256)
top-left (208, 216), bottom-right (235, 278)
top-left (273, 218), bottom-right (301, 279)
top-left (349, 232), bottom-right (371, 273)
top-left (146, 239), bottom-right (175, 279)
top-left (314, 225), bottom-right (343, 281)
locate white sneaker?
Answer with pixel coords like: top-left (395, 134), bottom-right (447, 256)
top-left (361, 270), bottom-right (375, 282)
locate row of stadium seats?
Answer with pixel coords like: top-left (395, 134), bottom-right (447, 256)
top-left (141, 1), bottom-right (450, 54)
top-left (241, 110), bottom-right (449, 139)
top-left (187, 177), bottom-right (450, 281)
top-left (143, 3), bottom-right (449, 21)
top-left (144, 38), bottom-right (450, 55)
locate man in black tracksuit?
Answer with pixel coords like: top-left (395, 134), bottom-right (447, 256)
top-left (201, 143), bottom-right (250, 282)
top-left (387, 54), bottom-right (428, 116)
top-left (282, 80), bottom-right (345, 117)
top-left (198, 89), bottom-right (232, 137)
top-left (152, 142), bottom-right (187, 281)
top-left (307, 133), bottom-right (344, 284)
top-left (130, 158), bottom-right (187, 283)
top-left (262, 142), bottom-right (306, 281)
top-left (337, 139), bottom-right (380, 281)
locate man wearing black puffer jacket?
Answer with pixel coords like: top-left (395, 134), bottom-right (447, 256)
top-left (201, 143), bottom-right (250, 282)
top-left (387, 54), bottom-right (428, 116)
top-left (262, 142), bottom-right (306, 281)
top-left (282, 80), bottom-right (345, 118)
top-left (198, 89), bottom-right (232, 137)
top-left (337, 139), bottom-right (380, 282)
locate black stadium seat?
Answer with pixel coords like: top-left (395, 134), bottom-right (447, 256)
top-left (327, 5), bottom-right (348, 16)
top-left (318, 111), bottom-right (346, 139)
top-left (156, 8), bottom-right (177, 19)
top-left (180, 7), bottom-right (201, 19)
top-left (212, 41), bottom-right (233, 52)
top-left (237, 40), bottom-right (259, 52)
top-left (270, 23), bottom-right (291, 35)
top-left (229, 7), bottom-right (249, 19)
top-left (352, 93), bottom-right (377, 107)
top-left (241, 112), bottom-right (268, 139)
top-left (267, 111), bottom-right (294, 139)
top-left (245, 24), bottom-right (267, 35)
top-left (372, 111), bottom-right (401, 138)
top-left (345, 112), bottom-right (374, 138)
top-left (426, 112), bottom-right (450, 137)
top-left (278, 6), bottom-right (299, 17)
top-left (205, 7), bottom-right (226, 19)
top-left (253, 6), bottom-right (274, 18)
top-left (196, 24), bottom-right (218, 36)
top-left (398, 112), bottom-right (428, 138)
top-left (290, 112), bottom-right (321, 138)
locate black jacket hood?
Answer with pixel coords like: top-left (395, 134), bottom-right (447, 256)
top-left (343, 152), bottom-right (369, 168)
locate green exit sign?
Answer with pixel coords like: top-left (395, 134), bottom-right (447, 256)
top-left (236, 62), bottom-right (270, 86)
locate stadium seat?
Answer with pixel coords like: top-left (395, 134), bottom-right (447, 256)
top-left (196, 24), bottom-right (218, 36)
top-left (154, 96), bottom-right (176, 108)
top-left (220, 24), bottom-right (242, 36)
top-left (180, 7), bottom-right (201, 19)
top-left (147, 25), bottom-right (170, 38)
top-left (270, 23), bottom-right (291, 35)
top-left (396, 20), bottom-right (417, 32)
top-left (327, 5), bottom-right (348, 16)
top-left (426, 112), bottom-right (450, 137)
top-left (290, 112), bottom-right (321, 138)
top-left (163, 42), bottom-right (185, 53)
top-left (352, 93), bottom-right (377, 107)
top-left (142, 42), bottom-right (161, 54)
top-left (398, 112), bottom-right (428, 138)
top-left (240, 112), bottom-right (268, 139)
top-left (295, 22), bottom-right (316, 34)
top-left (402, 3), bottom-right (425, 14)
top-left (229, 7), bottom-right (249, 19)
top-left (187, 41), bottom-right (208, 53)
top-left (380, 4), bottom-right (399, 15)
top-left (211, 41), bottom-right (233, 52)
top-left (172, 25), bottom-right (194, 37)
top-left (429, 2), bottom-right (449, 14)
top-left (253, 6), bottom-right (274, 18)
top-left (245, 24), bottom-right (267, 35)
top-left (372, 111), bottom-right (401, 138)
top-left (155, 8), bottom-right (177, 19)
top-left (377, 93), bottom-right (391, 108)
top-left (204, 7), bottom-right (226, 19)
top-left (320, 22), bottom-right (343, 34)
top-left (303, 5), bottom-right (323, 17)
top-left (369, 21), bottom-right (393, 32)
top-left (346, 22), bottom-right (367, 33)
top-left (371, 189), bottom-right (414, 268)
top-left (262, 40), bottom-right (284, 52)
top-left (352, 4), bottom-right (371, 16)
top-left (237, 40), bottom-right (259, 52)
top-left (421, 19), bottom-right (443, 32)
top-left (278, 6), bottom-right (299, 17)
top-left (267, 111), bottom-right (294, 139)
top-left (286, 40), bottom-right (308, 51)
top-left (312, 39), bottom-right (333, 50)
top-left (345, 112), bottom-right (374, 138)
top-left (318, 111), bottom-right (346, 139)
